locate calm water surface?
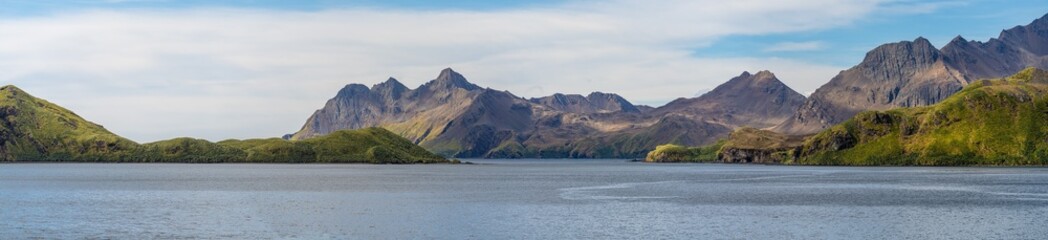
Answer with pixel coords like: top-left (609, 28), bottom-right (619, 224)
top-left (2, 159), bottom-right (1048, 239)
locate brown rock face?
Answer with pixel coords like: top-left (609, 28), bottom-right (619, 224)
top-left (775, 14), bottom-right (1048, 135)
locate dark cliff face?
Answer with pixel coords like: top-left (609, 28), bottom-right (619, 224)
top-left (775, 14), bottom-right (1048, 135)
top-left (652, 70), bottom-right (806, 129)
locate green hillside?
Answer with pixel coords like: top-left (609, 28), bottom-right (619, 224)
top-left (0, 85), bottom-right (448, 163)
top-left (0, 85), bottom-right (139, 161)
top-left (648, 67), bottom-right (1048, 166)
top-left (218, 128), bottom-right (448, 163)
top-left (797, 67), bottom-right (1048, 166)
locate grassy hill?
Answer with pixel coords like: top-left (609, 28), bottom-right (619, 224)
top-left (648, 67), bottom-right (1048, 166)
top-left (797, 67), bottom-right (1048, 165)
top-left (0, 85), bottom-right (448, 163)
top-left (644, 141), bottom-right (723, 163)
top-left (0, 85), bottom-right (139, 161)
top-left (218, 128), bottom-right (448, 163)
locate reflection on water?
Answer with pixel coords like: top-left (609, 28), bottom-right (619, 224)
top-left (2, 161), bottom-right (1047, 239)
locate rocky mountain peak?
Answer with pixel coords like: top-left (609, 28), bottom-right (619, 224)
top-left (586, 92), bottom-right (640, 113)
top-left (752, 70), bottom-right (777, 83)
top-left (372, 77), bottom-right (408, 99)
top-left (335, 83), bottom-right (371, 98)
top-left (378, 77), bottom-right (405, 87)
top-left (702, 70), bottom-right (788, 97)
top-left (585, 91), bottom-right (614, 100)
top-left (996, 13), bottom-right (1048, 55)
top-left (948, 35), bottom-right (968, 46)
top-left (859, 37), bottom-right (942, 71)
top-left (430, 68), bottom-right (481, 91)
top-left (1033, 12), bottom-right (1048, 27)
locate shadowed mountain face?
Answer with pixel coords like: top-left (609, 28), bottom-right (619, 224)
top-left (775, 13), bottom-right (1048, 134)
top-left (292, 69), bottom-right (805, 158)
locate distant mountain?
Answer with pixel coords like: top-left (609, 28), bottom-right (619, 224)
top-left (292, 69), bottom-right (806, 158)
top-left (775, 13), bottom-right (1048, 134)
top-left (652, 70), bottom-right (806, 129)
top-left (0, 85), bottom-right (447, 163)
top-left (530, 92), bottom-right (641, 114)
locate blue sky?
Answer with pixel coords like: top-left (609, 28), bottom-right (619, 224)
top-left (0, 0), bottom-right (1045, 141)
top-left (695, 0), bottom-right (1047, 66)
top-left (4, 0), bottom-right (1044, 67)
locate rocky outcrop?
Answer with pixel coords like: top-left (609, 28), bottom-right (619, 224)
top-left (775, 13), bottom-right (1048, 135)
top-left (716, 127), bottom-right (805, 164)
top-left (645, 127), bottom-right (805, 163)
top-left (718, 147), bottom-right (795, 164)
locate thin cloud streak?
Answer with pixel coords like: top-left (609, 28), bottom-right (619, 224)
top-left (763, 41), bottom-right (826, 52)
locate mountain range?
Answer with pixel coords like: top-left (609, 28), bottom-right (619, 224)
top-left (291, 69), bottom-right (804, 158)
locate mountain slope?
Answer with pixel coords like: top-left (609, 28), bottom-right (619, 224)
top-left (776, 13), bottom-right (1048, 135)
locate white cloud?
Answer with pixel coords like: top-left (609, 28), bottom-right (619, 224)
top-left (0, 0), bottom-right (895, 142)
top-left (763, 41), bottom-right (826, 52)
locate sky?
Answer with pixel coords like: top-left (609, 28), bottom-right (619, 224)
top-left (0, 0), bottom-right (1045, 142)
